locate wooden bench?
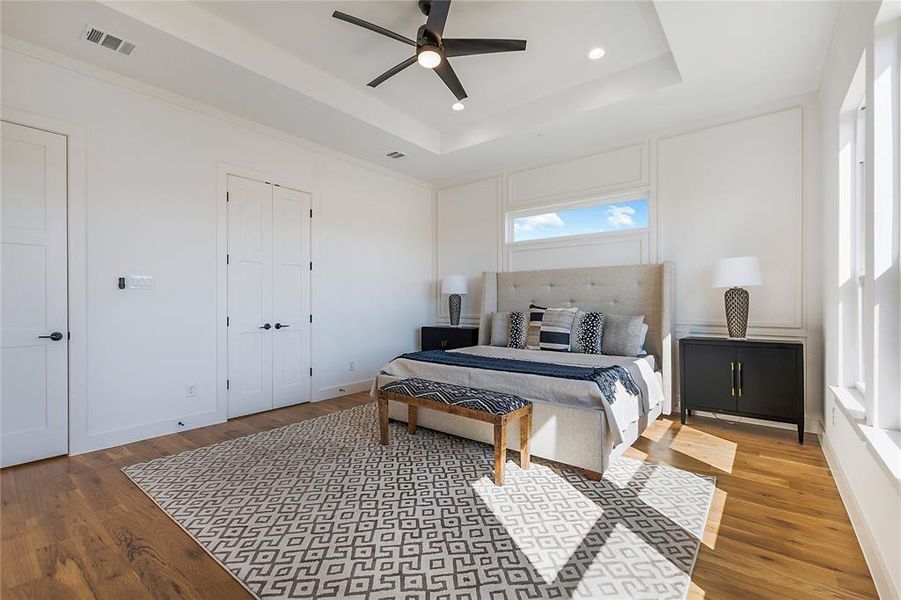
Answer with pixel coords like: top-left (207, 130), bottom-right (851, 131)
top-left (377, 378), bottom-right (532, 486)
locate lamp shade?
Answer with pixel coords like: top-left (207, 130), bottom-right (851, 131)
top-left (712, 256), bottom-right (762, 288)
top-left (441, 275), bottom-right (468, 295)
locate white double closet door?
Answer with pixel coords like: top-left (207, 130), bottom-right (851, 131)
top-left (227, 175), bottom-right (311, 418)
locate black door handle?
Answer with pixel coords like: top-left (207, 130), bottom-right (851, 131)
top-left (38, 332), bottom-right (64, 341)
top-left (259, 323), bottom-right (271, 330)
top-left (274, 323), bottom-right (290, 329)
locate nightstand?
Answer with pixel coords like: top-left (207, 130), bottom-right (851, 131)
top-left (421, 326), bottom-right (479, 351)
top-left (679, 337), bottom-right (805, 443)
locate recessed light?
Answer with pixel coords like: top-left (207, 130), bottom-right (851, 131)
top-left (588, 47), bottom-right (606, 60)
top-left (452, 102), bottom-right (465, 111)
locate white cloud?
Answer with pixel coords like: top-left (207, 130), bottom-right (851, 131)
top-left (605, 205), bottom-right (636, 228)
top-left (514, 212), bottom-right (565, 232)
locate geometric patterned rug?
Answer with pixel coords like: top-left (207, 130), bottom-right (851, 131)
top-left (123, 404), bottom-right (715, 599)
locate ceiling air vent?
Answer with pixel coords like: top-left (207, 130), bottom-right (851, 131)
top-left (386, 151), bottom-right (406, 159)
top-left (83, 25), bottom-right (136, 56)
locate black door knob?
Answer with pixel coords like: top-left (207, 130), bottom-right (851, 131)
top-left (38, 331), bottom-right (64, 341)
top-left (274, 323), bottom-right (290, 329)
top-left (259, 323), bottom-right (272, 330)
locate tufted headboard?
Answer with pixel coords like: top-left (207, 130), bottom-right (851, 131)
top-left (477, 262), bottom-right (674, 414)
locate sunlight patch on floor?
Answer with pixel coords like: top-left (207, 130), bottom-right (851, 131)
top-left (624, 446), bottom-right (649, 461)
top-left (671, 426), bottom-right (737, 473)
top-left (687, 580), bottom-right (707, 599)
top-left (702, 487), bottom-right (727, 549)
top-left (471, 463), bottom-right (603, 584)
top-left (569, 523), bottom-right (690, 599)
top-left (641, 418), bottom-right (673, 442)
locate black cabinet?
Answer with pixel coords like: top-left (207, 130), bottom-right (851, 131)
top-left (680, 337), bottom-right (805, 443)
top-left (421, 326), bottom-right (479, 351)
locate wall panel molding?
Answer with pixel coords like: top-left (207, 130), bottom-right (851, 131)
top-left (506, 143), bottom-right (648, 208)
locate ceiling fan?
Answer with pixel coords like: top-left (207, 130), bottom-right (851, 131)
top-left (332, 0), bottom-right (527, 102)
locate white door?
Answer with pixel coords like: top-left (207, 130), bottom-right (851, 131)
top-left (272, 186), bottom-right (311, 408)
top-left (1, 121), bottom-right (68, 467)
top-left (227, 176), bottom-right (273, 417)
top-left (227, 176), bottom-right (311, 417)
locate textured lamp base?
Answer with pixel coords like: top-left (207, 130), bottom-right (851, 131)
top-left (724, 287), bottom-right (749, 338)
top-left (448, 294), bottom-right (462, 326)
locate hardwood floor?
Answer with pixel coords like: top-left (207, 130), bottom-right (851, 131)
top-left (1, 394), bottom-right (877, 599)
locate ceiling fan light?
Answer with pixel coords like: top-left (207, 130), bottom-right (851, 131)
top-left (417, 46), bottom-right (442, 69)
top-left (452, 102), bottom-right (464, 111)
top-left (588, 47), bottom-right (606, 60)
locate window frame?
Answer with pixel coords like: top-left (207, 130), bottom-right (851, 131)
top-left (505, 191), bottom-right (651, 246)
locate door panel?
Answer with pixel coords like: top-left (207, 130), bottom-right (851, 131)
top-left (272, 187), bottom-right (311, 407)
top-left (736, 346), bottom-right (799, 419)
top-left (682, 343), bottom-right (736, 412)
top-left (1, 121), bottom-right (68, 467)
top-left (227, 176), bottom-right (273, 417)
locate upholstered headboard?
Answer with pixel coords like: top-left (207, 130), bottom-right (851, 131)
top-left (477, 263), bottom-right (674, 414)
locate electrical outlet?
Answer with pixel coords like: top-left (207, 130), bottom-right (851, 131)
top-left (338, 387), bottom-right (347, 393)
top-left (348, 361), bottom-right (355, 372)
top-left (186, 383), bottom-right (197, 398)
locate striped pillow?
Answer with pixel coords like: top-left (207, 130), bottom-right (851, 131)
top-left (525, 304), bottom-right (546, 350)
top-left (539, 307), bottom-right (578, 351)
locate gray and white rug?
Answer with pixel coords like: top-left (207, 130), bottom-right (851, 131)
top-left (124, 404), bottom-right (714, 599)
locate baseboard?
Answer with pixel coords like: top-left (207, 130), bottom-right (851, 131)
top-left (819, 430), bottom-right (899, 600)
top-left (691, 410), bottom-right (820, 434)
top-left (70, 409), bottom-right (224, 456)
top-left (316, 378), bottom-right (373, 401)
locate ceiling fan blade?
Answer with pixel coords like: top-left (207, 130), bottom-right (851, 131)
top-left (332, 11), bottom-right (416, 46)
top-left (442, 38), bottom-right (527, 57)
top-left (434, 59), bottom-right (467, 101)
top-left (425, 0), bottom-right (451, 40)
top-left (367, 56), bottom-right (417, 87)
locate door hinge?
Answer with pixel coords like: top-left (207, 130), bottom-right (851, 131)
top-left (309, 209), bottom-right (313, 218)
top-left (67, 331), bottom-right (71, 340)
top-left (226, 254), bottom-right (230, 265)
top-left (227, 316), bottom-right (230, 327)
top-left (226, 379), bottom-right (230, 390)
top-left (309, 261), bottom-right (313, 271)
top-left (309, 314), bottom-right (313, 323)
top-left (226, 191), bottom-right (229, 202)
top-left (309, 367), bottom-right (313, 377)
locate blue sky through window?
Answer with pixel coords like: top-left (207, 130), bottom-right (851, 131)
top-left (512, 198), bottom-right (649, 242)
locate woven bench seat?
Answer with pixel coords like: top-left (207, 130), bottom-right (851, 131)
top-left (377, 378), bottom-right (532, 486)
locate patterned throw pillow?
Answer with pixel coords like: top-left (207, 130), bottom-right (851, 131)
top-left (572, 311), bottom-right (605, 354)
top-left (539, 307), bottom-right (578, 351)
top-left (526, 304), bottom-right (546, 350)
top-left (507, 312), bottom-right (527, 349)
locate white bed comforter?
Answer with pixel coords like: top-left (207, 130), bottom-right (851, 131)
top-left (373, 345), bottom-right (664, 445)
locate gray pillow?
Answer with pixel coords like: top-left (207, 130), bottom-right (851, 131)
top-left (601, 314), bottom-right (645, 357)
top-left (490, 312), bottom-right (511, 347)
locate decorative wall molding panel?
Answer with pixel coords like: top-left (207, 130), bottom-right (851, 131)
top-left (507, 143), bottom-right (648, 208)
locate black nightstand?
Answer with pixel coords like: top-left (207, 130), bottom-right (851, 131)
top-left (679, 337), bottom-right (805, 443)
top-left (421, 326), bottom-right (479, 351)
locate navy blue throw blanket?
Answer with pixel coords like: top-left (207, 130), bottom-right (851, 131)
top-left (397, 350), bottom-right (640, 405)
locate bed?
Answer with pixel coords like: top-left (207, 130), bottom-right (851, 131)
top-left (375, 262), bottom-right (674, 475)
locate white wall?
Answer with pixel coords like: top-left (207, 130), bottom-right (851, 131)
top-left (818, 2), bottom-right (900, 598)
top-left (436, 97), bottom-right (822, 429)
top-left (1, 45), bottom-right (435, 454)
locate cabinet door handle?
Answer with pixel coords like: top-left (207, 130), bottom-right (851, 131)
top-left (737, 361), bottom-right (743, 396)
top-left (731, 361), bottom-right (736, 397)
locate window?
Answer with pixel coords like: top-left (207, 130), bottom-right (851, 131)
top-left (510, 197), bottom-right (649, 243)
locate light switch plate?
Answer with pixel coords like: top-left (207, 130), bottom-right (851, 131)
top-left (128, 274), bottom-right (153, 289)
